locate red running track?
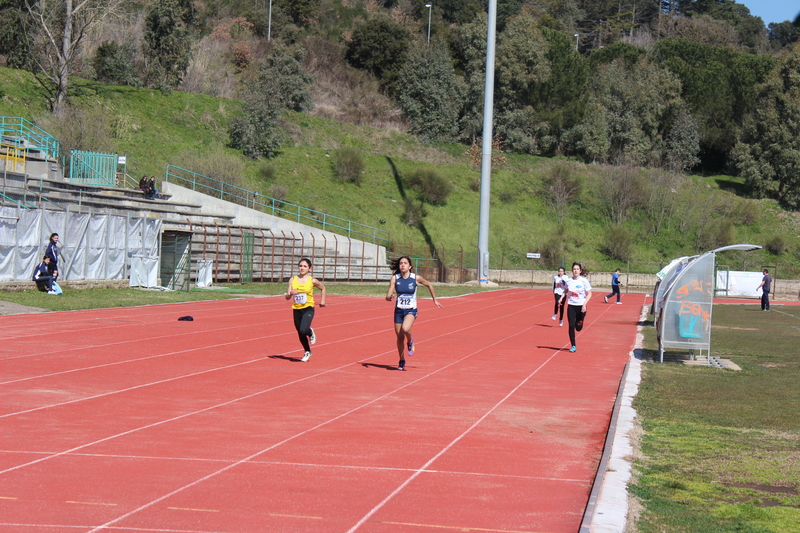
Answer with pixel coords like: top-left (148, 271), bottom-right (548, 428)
top-left (0, 289), bottom-right (643, 533)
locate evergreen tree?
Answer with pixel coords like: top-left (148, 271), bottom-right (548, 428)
top-left (733, 48), bottom-right (800, 209)
top-left (345, 16), bottom-right (412, 93)
top-left (396, 40), bottom-right (462, 142)
top-left (144, 0), bottom-right (194, 93)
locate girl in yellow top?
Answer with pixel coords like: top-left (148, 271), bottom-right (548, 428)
top-left (285, 257), bottom-right (326, 361)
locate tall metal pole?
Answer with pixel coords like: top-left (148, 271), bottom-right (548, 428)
top-left (268, 0), bottom-right (272, 41)
top-left (477, 0), bottom-right (497, 284)
top-left (426, 4), bottom-right (432, 43)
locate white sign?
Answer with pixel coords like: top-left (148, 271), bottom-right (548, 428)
top-left (526, 253), bottom-right (541, 259)
top-left (118, 156), bottom-right (127, 165)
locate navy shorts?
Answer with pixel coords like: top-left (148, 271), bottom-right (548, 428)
top-left (394, 307), bottom-right (418, 324)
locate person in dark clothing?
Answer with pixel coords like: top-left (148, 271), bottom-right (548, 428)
top-left (45, 233), bottom-right (59, 279)
top-left (604, 268), bottom-right (623, 304)
top-left (147, 176), bottom-right (159, 199)
top-left (33, 256), bottom-right (55, 292)
top-left (138, 175), bottom-right (151, 198)
top-left (758, 268), bottom-right (772, 311)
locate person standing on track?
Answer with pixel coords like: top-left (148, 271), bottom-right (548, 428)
top-left (385, 255), bottom-right (443, 371)
top-left (604, 268), bottom-right (623, 304)
top-left (560, 262), bottom-right (592, 353)
top-left (551, 266), bottom-right (569, 326)
top-left (757, 268), bottom-right (772, 311)
top-left (285, 257), bottom-right (326, 362)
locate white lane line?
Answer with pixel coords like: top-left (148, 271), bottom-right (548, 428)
top-left (85, 317), bottom-right (538, 532)
top-left (345, 346), bottom-right (561, 533)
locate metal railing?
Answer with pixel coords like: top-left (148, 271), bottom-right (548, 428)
top-left (0, 116), bottom-right (63, 165)
top-left (69, 150), bottom-right (118, 186)
top-left (165, 165), bottom-right (390, 246)
top-left (0, 142), bottom-right (26, 174)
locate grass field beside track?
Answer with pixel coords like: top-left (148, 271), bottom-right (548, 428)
top-left (633, 305), bottom-right (800, 533)
top-left (0, 282), bottom-right (503, 313)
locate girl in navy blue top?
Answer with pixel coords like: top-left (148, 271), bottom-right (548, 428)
top-left (385, 256), bottom-right (443, 370)
top-left (45, 233), bottom-right (59, 279)
top-left (32, 256), bottom-right (55, 292)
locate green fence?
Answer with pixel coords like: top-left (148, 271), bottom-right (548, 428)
top-left (164, 165), bottom-right (390, 247)
top-left (69, 150), bottom-right (118, 186)
top-left (0, 116), bottom-right (63, 166)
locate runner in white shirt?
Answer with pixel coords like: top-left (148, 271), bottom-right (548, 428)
top-left (559, 262), bottom-right (592, 353)
top-left (551, 266), bottom-right (569, 326)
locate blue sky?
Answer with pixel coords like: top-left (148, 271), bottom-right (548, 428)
top-left (738, 0), bottom-right (798, 25)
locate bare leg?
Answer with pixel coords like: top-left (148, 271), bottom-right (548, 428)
top-left (395, 314), bottom-right (416, 360)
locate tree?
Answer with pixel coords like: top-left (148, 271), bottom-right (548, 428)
top-left (0, 0), bottom-right (33, 69)
top-left (345, 16), bottom-right (411, 93)
top-left (395, 40), bottom-right (462, 142)
top-left (24, 0), bottom-right (125, 110)
top-left (768, 21), bottom-right (800, 50)
top-left (276, 0), bottom-right (320, 25)
top-left (451, 12), bottom-right (487, 141)
top-left (257, 42), bottom-right (314, 113)
top-left (570, 57), bottom-right (700, 169)
top-left (229, 42), bottom-right (314, 159)
top-left (229, 90), bottom-right (285, 159)
top-left (653, 38), bottom-right (775, 171)
top-left (93, 41), bottom-right (140, 86)
top-left (541, 162), bottom-right (582, 225)
top-left (143, 0), bottom-right (194, 93)
top-left (733, 48), bottom-right (800, 209)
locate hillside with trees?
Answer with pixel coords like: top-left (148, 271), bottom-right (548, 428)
top-left (1, 0), bottom-right (799, 273)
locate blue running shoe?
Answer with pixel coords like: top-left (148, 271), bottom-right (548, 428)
top-left (408, 338), bottom-right (415, 356)
top-left (398, 359), bottom-right (406, 370)
top-left (569, 346), bottom-right (577, 353)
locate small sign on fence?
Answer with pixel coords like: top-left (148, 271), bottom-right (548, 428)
top-left (526, 253), bottom-right (541, 259)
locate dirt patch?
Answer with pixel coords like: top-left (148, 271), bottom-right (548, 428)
top-left (725, 482), bottom-right (799, 495)
top-left (0, 300), bottom-right (47, 315)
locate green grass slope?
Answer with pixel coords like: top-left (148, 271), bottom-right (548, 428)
top-left (2, 67), bottom-right (798, 275)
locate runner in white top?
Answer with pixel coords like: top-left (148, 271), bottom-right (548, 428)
top-left (559, 262), bottom-right (592, 353)
top-left (551, 266), bottom-right (569, 326)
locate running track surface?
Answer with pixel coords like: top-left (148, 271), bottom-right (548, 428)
top-left (0, 289), bottom-right (644, 533)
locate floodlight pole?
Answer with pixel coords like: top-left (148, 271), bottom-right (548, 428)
top-left (477, 0), bottom-right (497, 284)
top-left (425, 4), bottom-right (432, 43)
top-left (268, 0), bottom-right (272, 41)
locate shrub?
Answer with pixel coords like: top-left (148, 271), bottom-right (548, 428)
top-left (541, 162), bottom-right (582, 224)
top-left (601, 225), bottom-right (633, 262)
top-left (765, 235), bottom-right (788, 255)
top-left (258, 162), bottom-right (276, 182)
top-left (402, 197), bottom-right (427, 228)
top-left (736, 200), bottom-right (759, 225)
top-left (541, 231), bottom-right (567, 269)
top-left (333, 147), bottom-right (365, 185)
top-left (498, 190), bottom-right (516, 204)
top-left (269, 184), bottom-right (288, 209)
top-left (407, 167), bottom-right (453, 206)
top-left (93, 41), bottom-right (141, 87)
top-left (469, 177), bottom-right (481, 192)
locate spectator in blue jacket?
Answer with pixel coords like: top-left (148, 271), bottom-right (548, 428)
top-left (33, 256), bottom-right (56, 293)
top-left (45, 233), bottom-right (59, 279)
top-left (604, 268), bottom-right (623, 304)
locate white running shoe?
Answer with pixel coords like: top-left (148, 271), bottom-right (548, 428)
top-left (559, 321), bottom-right (563, 327)
top-left (309, 328), bottom-right (316, 345)
top-left (603, 296), bottom-right (608, 303)
top-left (616, 301), bottom-right (622, 305)
top-left (301, 351), bottom-right (311, 362)
top-left (551, 314), bottom-right (557, 321)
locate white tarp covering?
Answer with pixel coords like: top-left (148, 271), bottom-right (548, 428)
top-left (196, 260), bottom-right (214, 287)
top-left (129, 257), bottom-right (159, 287)
top-left (0, 206), bottom-right (161, 283)
top-left (716, 270), bottom-right (763, 297)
